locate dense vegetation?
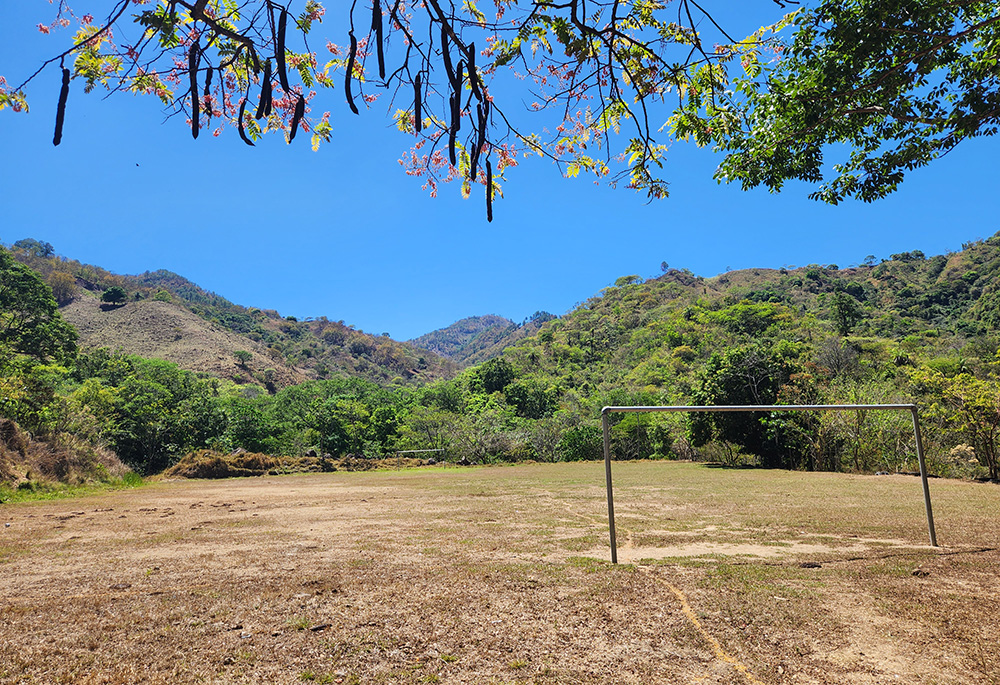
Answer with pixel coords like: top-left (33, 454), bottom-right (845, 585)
top-left (6, 235), bottom-right (1000, 487)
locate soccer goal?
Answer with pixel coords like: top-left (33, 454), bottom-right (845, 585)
top-left (600, 403), bottom-right (939, 564)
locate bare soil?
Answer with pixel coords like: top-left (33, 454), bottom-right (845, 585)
top-left (1, 462), bottom-right (998, 684)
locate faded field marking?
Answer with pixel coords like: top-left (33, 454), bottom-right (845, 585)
top-left (641, 567), bottom-right (765, 685)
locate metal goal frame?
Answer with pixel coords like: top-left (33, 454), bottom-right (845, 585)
top-left (601, 403), bottom-right (938, 564)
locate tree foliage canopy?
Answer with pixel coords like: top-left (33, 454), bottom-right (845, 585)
top-left (3, 0), bottom-right (998, 215)
top-left (0, 247), bottom-right (77, 363)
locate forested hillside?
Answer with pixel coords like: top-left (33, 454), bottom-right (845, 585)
top-left (409, 312), bottom-right (556, 365)
top-left (5, 235), bottom-right (1000, 492)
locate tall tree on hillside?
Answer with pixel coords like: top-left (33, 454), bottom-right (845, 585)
top-left (3, 0), bottom-right (998, 216)
top-left (830, 290), bottom-right (864, 336)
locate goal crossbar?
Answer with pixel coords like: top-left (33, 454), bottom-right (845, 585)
top-left (600, 403), bottom-right (938, 564)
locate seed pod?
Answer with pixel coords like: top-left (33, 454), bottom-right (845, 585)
top-left (346, 31), bottom-right (359, 114)
top-left (448, 124), bottom-right (457, 166)
top-left (454, 60), bottom-right (464, 94)
top-left (372, 0), bottom-right (385, 79)
top-left (52, 67), bottom-right (70, 146)
top-left (475, 105), bottom-right (488, 174)
top-left (450, 92), bottom-right (460, 133)
top-left (414, 73), bottom-right (422, 133)
top-left (267, 0), bottom-right (278, 47)
top-left (469, 138), bottom-right (480, 182)
top-left (237, 98), bottom-right (255, 146)
top-left (468, 42), bottom-right (481, 99)
top-left (469, 104), bottom-right (484, 180)
top-left (203, 66), bottom-right (213, 122)
top-left (486, 159), bottom-right (493, 222)
top-left (289, 94), bottom-right (305, 141)
top-left (189, 39), bottom-right (200, 139)
top-left (247, 45), bottom-right (261, 74)
top-left (255, 60), bottom-right (272, 119)
top-left (276, 7), bottom-right (290, 93)
top-left (441, 25), bottom-right (456, 88)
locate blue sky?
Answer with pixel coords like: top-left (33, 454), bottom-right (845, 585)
top-left (2, 2), bottom-right (997, 340)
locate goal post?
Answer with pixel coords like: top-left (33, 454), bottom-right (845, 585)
top-left (600, 403), bottom-right (938, 564)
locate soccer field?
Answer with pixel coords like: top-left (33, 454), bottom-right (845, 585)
top-left (1, 462), bottom-right (997, 683)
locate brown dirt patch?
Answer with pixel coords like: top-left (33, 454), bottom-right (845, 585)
top-left (0, 462), bottom-right (997, 683)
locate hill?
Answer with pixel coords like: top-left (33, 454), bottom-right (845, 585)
top-left (6, 244), bottom-right (459, 389)
top-left (59, 290), bottom-right (308, 388)
top-left (409, 311), bottom-right (556, 365)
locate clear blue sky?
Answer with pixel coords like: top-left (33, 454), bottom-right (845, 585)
top-left (2, 2), bottom-right (997, 340)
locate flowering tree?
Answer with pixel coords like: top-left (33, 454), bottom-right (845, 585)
top-left (2, 0), bottom-right (998, 218)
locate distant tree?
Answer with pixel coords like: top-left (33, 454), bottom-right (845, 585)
top-left (101, 286), bottom-right (127, 305)
top-left (688, 344), bottom-right (793, 467)
top-left (47, 271), bottom-right (76, 305)
top-left (477, 358), bottom-right (516, 394)
top-left (12, 239), bottom-right (54, 258)
top-left (862, 255), bottom-right (877, 267)
top-left (830, 291), bottom-right (864, 336)
top-left (558, 426), bottom-right (603, 462)
top-left (233, 350), bottom-right (252, 368)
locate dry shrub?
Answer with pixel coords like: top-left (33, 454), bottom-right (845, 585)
top-left (164, 450), bottom-right (440, 479)
top-left (0, 418), bottom-right (128, 487)
top-left (165, 449), bottom-right (283, 479)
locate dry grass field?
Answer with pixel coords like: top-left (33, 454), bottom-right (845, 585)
top-left (1, 462), bottom-right (998, 684)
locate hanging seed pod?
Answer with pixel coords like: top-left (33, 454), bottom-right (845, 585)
top-left (454, 60), bottom-right (464, 94)
top-left (441, 25), bottom-right (456, 88)
top-left (277, 8), bottom-right (291, 93)
top-left (289, 93), bottom-right (305, 141)
top-left (266, 0), bottom-right (278, 47)
top-left (468, 42), bottom-right (481, 99)
top-left (255, 60), bottom-right (272, 119)
top-left (203, 66), bottom-right (213, 122)
top-left (469, 135), bottom-right (480, 182)
top-left (450, 92), bottom-right (460, 133)
top-left (346, 31), bottom-right (360, 114)
top-left (469, 104), bottom-right (484, 180)
top-left (448, 124), bottom-right (457, 166)
top-left (414, 73), bottom-right (422, 133)
top-left (246, 45), bottom-right (261, 74)
top-left (52, 67), bottom-right (70, 146)
top-left (372, 0), bottom-right (385, 79)
top-left (486, 159), bottom-right (493, 222)
top-left (237, 98), bottom-right (255, 146)
top-left (189, 39), bottom-right (200, 139)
